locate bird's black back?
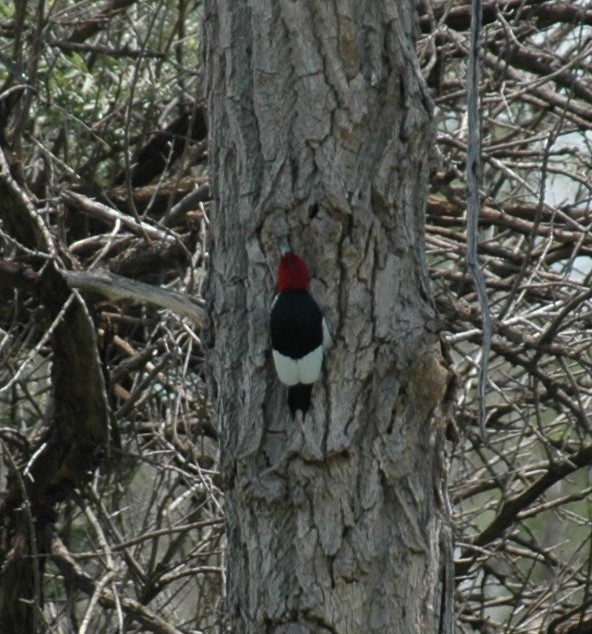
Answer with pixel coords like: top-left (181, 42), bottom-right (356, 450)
top-left (270, 290), bottom-right (323, 360)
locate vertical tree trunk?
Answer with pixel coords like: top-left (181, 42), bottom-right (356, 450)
top-left (205, 1), bottom-right (454, 631)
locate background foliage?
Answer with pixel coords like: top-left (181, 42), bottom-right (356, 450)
top-left (0, 1), bottom-right (591, 632)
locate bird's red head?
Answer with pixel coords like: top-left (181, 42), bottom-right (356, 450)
top-left (276, 251), bottom-right (310, 292)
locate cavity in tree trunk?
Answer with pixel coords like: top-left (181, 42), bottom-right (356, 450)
top-left (204, 1), bottom-right (454, 631)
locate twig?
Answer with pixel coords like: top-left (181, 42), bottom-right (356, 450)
top-left (62, 190), bottom-right (175, 244)
top-left (50, 537), bottom-right (188, 634)
top-left (0, 293), bottom-right (75, 394)
top-left (49, 40), bottom-right (166, 59)
top-left (0, 149), bottom-right (55, 257)
top-left (466, 0), bottom-right (491, 436)
top-left (455, 442), bottom-right (592, 578)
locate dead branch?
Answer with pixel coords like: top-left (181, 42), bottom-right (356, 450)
top-left (61, 269), bottom-right (205, 324)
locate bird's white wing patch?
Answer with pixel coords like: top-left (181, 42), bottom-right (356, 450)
top-left (272, 350), bottom-right (300, 386)
top-left (295, 346), bottom-right (323, 384)
top-left (273, 346), bottom-right (324, 386)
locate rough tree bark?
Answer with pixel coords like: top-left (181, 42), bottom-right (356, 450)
top-left (205, 2), bottom-right (453, 632)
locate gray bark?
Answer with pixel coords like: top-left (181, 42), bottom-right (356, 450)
top-left (204, 1), bottom-right (454, 632)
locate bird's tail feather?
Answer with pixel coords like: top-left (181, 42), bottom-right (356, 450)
top-left (288, 384), bottom-right (313, 419)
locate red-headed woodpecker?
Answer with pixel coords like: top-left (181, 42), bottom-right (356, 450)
top-left (270, 250), bottom-right (328, 418)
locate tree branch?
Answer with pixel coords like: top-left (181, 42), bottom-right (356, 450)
top-left (455, 443), bottom-right (592, 579)
top-left (61, 269), bottom-right (204, 324)
top-left (466, 0), bottom-right (491, 434)
top-left (62, 190), bottom-right (176, 243)
top-left (50, 537), bottom-right (187, 634)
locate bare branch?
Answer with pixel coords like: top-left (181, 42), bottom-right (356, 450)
top-left (50, 537), bottom-right (188, 634)
top-left (466, 0), bottom-right (491, 434)
top-left (62, 190), bottom-right (176, 243)
top-left (60, 269), bottom-right (205, 324)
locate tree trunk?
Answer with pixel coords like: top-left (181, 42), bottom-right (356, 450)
top-left (204, 1), bottom-right (454, 632)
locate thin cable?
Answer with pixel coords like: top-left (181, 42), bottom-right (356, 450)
top-left (466, 0), bottom-right (491, 436)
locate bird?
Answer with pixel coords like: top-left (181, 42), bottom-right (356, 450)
top-left (270, 248), bottom-right (328, 418)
